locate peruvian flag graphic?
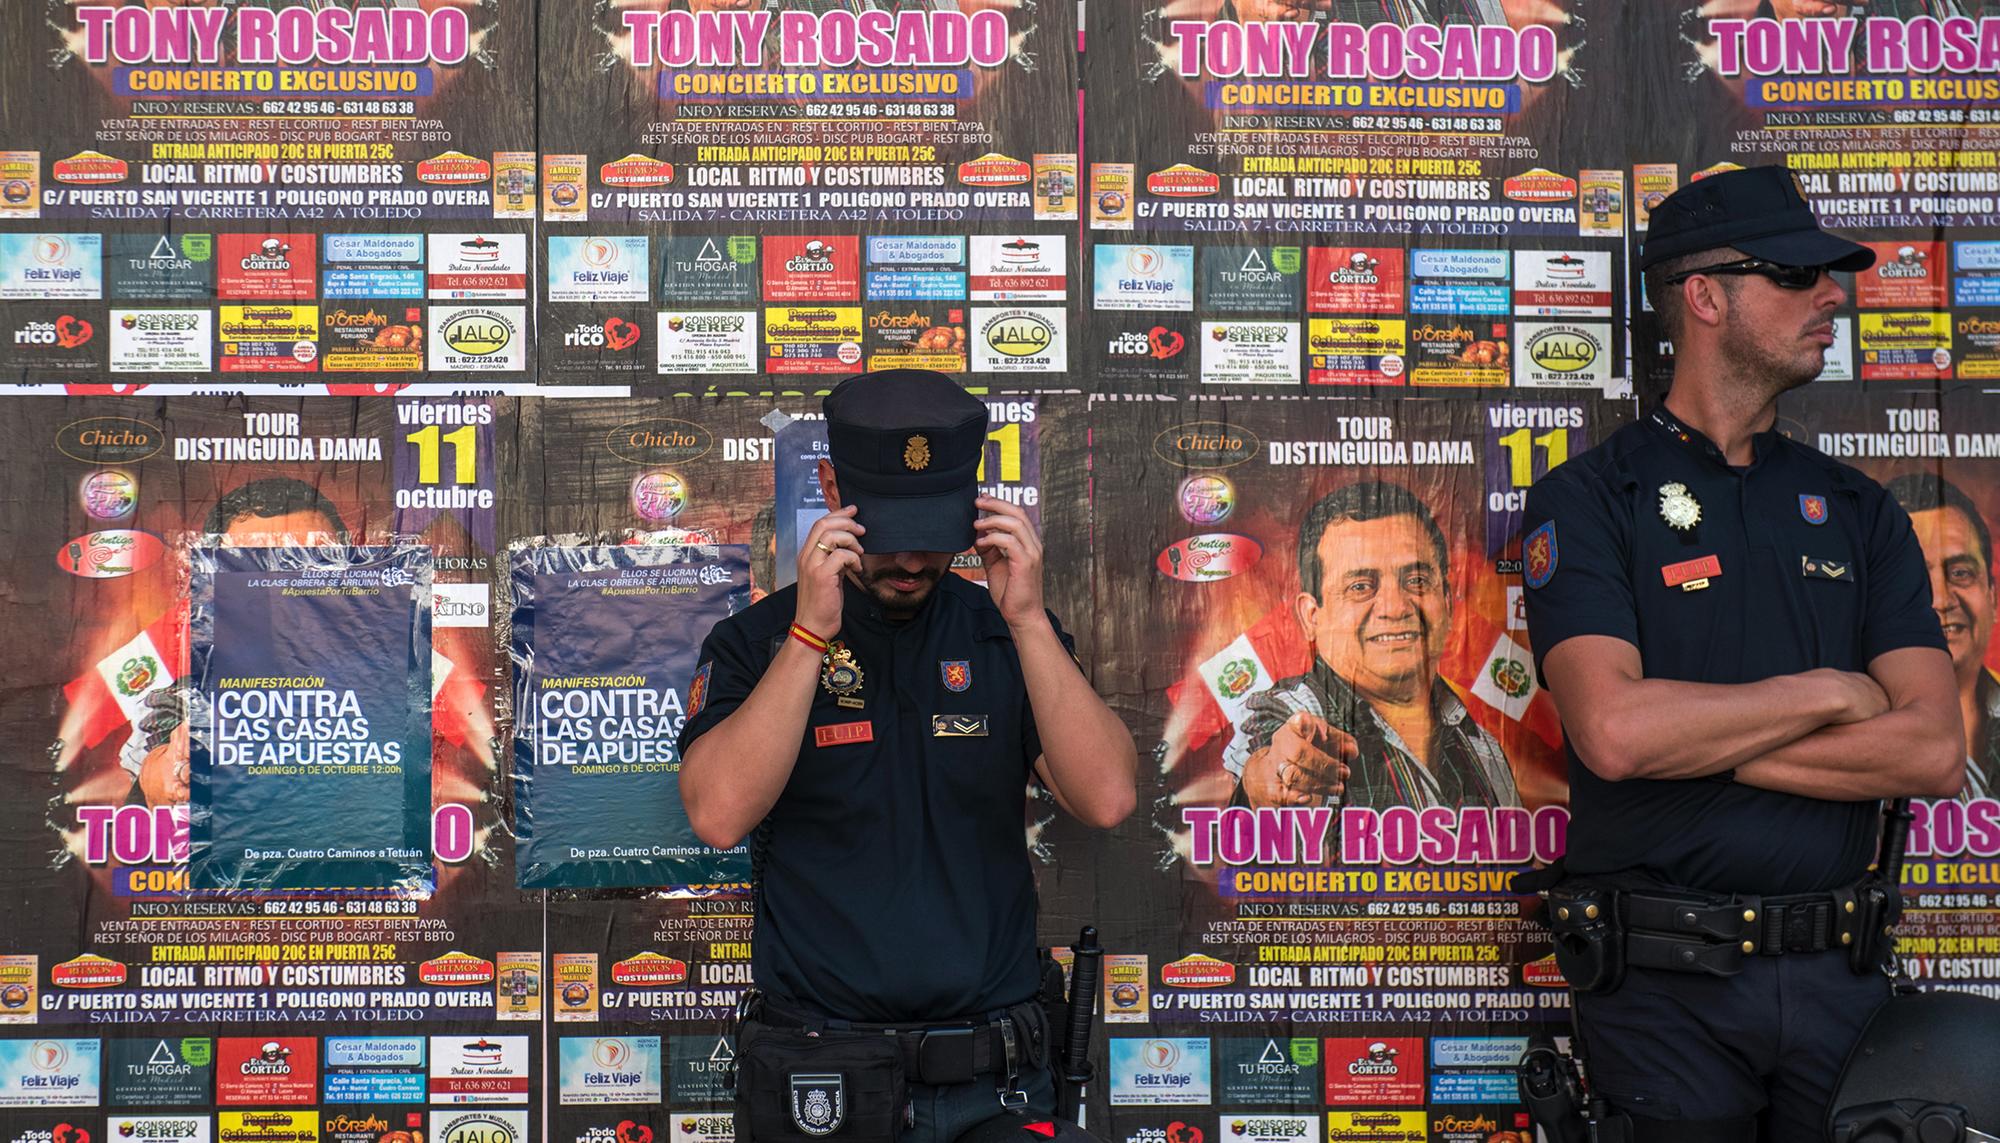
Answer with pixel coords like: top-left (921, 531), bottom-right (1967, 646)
top-left (62, 612), bottom-right (185, 749)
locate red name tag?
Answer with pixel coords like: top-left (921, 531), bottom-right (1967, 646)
top-left (814, 721), bottom-right (874, 747)
top-left (1661, 554), bottom-right (1722, 588)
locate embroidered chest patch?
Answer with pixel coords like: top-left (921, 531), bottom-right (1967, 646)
top-left (940, 659), bottom-right (971, 692)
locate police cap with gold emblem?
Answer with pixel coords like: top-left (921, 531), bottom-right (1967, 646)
top-left (824, 368), bottom-right (990, 554)
top-left (1637, 164), bottom-right (1875, 273)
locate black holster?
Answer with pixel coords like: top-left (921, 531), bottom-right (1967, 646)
top-left (1518, 1034), bottom-right (1591, 1143)
top-left (1035, 951), bottom-right (1070, 1068)
top-left (1546, 882), bottom-right (1626, 994)
top-left (1848, 873), bottom-right (1898, 976)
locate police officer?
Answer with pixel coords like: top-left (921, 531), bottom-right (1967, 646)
top-left (1522, 165), bottom-right (1964, 1139)
top-left (677, 369), bottom-right (1137, 1142)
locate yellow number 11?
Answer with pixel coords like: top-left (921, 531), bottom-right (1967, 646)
top-left (1497, 427), bottom-right (1568, 489)
top-left (406, 424), bottom-right (477, 485)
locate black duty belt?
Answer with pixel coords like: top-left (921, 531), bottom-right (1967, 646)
top-left (1541, 876), bottom-right (1878, 989)
top-left (1619, 884), bottom-right (1865, 976)
top-left (755, 998), bottom-right (1025, 1086)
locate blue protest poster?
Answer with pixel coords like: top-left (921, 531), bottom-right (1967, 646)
top-left (188, 544), bottom-right (434, 892)
top-left (510, 543), bottom-right (750, 889)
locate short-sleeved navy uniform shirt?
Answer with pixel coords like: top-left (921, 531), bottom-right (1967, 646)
top-left (677, 574), bottom-right (1072, 1023)
top-left (1522, 409), bottom-right (1944, 895)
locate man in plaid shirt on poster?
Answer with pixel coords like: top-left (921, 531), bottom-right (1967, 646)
top-left (1226, 480), bottom-right (1523, 816)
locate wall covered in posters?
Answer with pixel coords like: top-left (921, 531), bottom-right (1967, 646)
top-left (1087, 397), bottom-right (1593, 1136)
top-left (1618, 2), bottom-right (2000, 399)
top-left (1777, 386), bottom-right (2000, 995)
top-left (533, 1), bottom-right (1078, 389)
top-left (5, 399), bottom-right (547, 1143)
top-left (0, 3), bottom-right (1997, 1143)
top-left (0, 2), bottom-right (537, 390)
top-left (1080, 1), bottom-right (1626, 398)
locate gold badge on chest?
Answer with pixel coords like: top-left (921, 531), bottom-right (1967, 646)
top-left (821, 641), bottom-right (866, 709)
top-left (1658, 482), bottom-right (1702, 531)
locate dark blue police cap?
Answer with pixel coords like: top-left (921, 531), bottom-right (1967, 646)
top-left (1637, 164), bottom-right (1874, 273)
top-left (824, 369), bottom-right (989, 554)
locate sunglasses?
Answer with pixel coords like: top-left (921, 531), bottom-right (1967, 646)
top-left (1661, 257), bottom-right (1828, 290)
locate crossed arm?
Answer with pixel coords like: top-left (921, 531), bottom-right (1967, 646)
top-left (1541, 636), bottom-right (1964, 801)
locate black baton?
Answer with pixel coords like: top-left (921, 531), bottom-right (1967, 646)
top-left (1056, 926), bottom-right (1101, 1124)
top-left (1851, 797), bottom-right (1915, 974)
top-left (1879, 797), bottom-right (1914, 927)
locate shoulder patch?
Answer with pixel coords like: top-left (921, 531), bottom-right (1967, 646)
top-left (1524, 520), bottom-right (1558, 589)
top-left (688, 661), bottom-right (713, 718)
top-left (940, 659), bottom-right (971, 692)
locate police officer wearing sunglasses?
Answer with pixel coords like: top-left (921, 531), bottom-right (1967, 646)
top-left (1520, 166), bottom-right (1964, 1138)
top-left (678, 370), bottom-right (1138, 1143)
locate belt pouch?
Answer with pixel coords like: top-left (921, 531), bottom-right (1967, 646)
top-left (1546, 883), bottom-right (1626, 994)
top-left (734, 1017), bottom-right (908, 1143)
